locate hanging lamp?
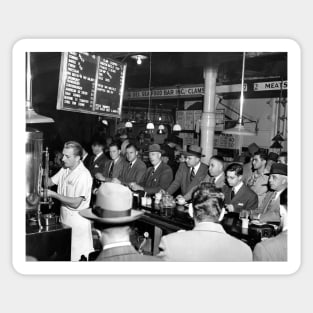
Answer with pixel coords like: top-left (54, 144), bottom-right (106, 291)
top-left (222, 52), bottom-right (255, 136)
top-left (146, 52), bottom-right (154, 131)
top-left (173, 87), bottom-right (182, 132)
top-left (271, 77), bottom-right (285, 141)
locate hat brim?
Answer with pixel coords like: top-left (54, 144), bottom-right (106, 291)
top-left (146, 149), bottom-right (164, 154)
top-left (79, 208), bottom-right (144, 225)
top-left (182, 151), bottom-right (205, 158)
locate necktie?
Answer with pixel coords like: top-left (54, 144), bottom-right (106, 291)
top-left (108, 161), bottom-right (114, 178)
top-left (230, 189), bottom-right (235, 200)
top-left (151, 168), bottom-right (155, 175)
top-left (212, 177), bottom-right (216, 185)
top-left (129, 162), bottom-right (132, 169)
top-left (190, 167), bottom-right (196, 181)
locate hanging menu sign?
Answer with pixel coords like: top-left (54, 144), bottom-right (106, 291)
top-left (57, 52), bottom-right (127, 118)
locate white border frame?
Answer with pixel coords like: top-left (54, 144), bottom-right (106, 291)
top-left (12, 39), bottom-right (301, 275)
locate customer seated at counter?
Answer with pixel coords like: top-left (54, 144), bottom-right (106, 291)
top-left (157, 184), bottom-right (252, 261)
top-left (129, 144), bottom-right (173, 196)
top-left (166, 145), bottom-right (208, 199)
top-left (223, 163), bottom-right (258, 214)
top-left (80, 182), bottom-right (160, 261)
top-left (250, 163), bottom-right (287, 223)
top-left (253, 189), bottom-right (288, 261)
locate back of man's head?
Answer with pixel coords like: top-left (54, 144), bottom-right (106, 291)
top-left (192, 183), bottom-right (224, 223)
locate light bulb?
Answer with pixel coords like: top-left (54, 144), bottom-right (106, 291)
top-left (137, 56), bottom-right (142, 65)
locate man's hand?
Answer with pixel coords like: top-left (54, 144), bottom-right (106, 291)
top-left (111, 178), bottom-right (121, 184)
top-left (95, 173), bottom-right (105, 181)
top-left (225, 204), bottom-right (234, 212)
top-left (129, 182), bottom-right (144, 191)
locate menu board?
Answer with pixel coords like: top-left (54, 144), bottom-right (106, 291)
top-left (57, 52), bottom-right (127, 118)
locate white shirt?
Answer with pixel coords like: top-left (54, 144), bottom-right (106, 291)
top-left (190, 161), bottom-right (201, 175)
top-left (51, 161), bottom-right (92, 211)
top-left (154, 161), bottom-right (162, 172)
top-left (93, 151), bottom-right (103, 162)
top-left (102, 241), bottom-right (132, 251)
top-left (233, 181), bottom-right (243, 194)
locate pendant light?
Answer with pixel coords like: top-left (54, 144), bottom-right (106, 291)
top-left (271, 77), bottom-right (285, 142)
top-left (124, 102), bottom-right (133, 128)
top-left (222, 52), bottom-right (255, 136)
top-left (146, 52), bottom-right (154, 131)
top-left (173, 87), bottom-right (182, 132)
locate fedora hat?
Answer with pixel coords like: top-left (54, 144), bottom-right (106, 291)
top-left (146, 144), bottom-right (164, 154)
top-left (183, 145), bottom-right (205, 158)
top-left (79, 183), bottom-right (143, 224)
top-left (267, 163), bottom-right (287, 176)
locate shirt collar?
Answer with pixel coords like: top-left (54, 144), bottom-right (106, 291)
top-left (215, 172), bottom-right (224, 181)
top-left (233, 181), bottom-right (243, 194)
top-left (191, 161), bottom-right (201, 174)
top-left (102, 241), bottom-right (131, 251)
top-left (94, 151), bottom-right (103, 161)
top-left (154, 161), bottom-right (162, 171)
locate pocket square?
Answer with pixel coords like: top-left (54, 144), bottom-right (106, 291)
top-left (238, 203), bottom-right (244, 206)
top-left (94, 165), bottom-right (99, 168)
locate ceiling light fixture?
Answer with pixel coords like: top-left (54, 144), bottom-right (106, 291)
top-left (222, 52), bottom-right (255, 136)
top-left (131, 54), bottom-right (148, 65)
top-left (146, 52), bottom-right (154, 131)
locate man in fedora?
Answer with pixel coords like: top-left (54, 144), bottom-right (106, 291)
top-left (166, 145), bottom-right (208, 199)
top-left (250, 163), bottom-right (287, 223)
top-left (80, 183), bottom-right (160, 261)
top-left (130, 144), bottom-right (173, 196)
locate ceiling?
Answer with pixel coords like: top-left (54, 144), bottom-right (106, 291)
top-left (31, 51), bottom-right (287, 93)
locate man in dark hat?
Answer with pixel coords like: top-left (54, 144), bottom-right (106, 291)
top-left (166, 145), bottom-right (208, 200)
top-left (129, 144), bottom-right (173, 196)
top-left (250, 163), bottom-right (287, 223)
top-left (80, 183), bottom-right (160, 261)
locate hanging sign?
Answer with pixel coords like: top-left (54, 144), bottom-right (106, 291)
top-left (254, 80), bottom-right (287, 91)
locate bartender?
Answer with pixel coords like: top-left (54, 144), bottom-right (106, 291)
top-left (44, 141), bottom-right (94, 261)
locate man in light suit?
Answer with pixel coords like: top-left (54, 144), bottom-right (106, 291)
top-left (80, 183), bottom-right (160, 261)
top-left (157, 184), bottom-right (252, 261)
top-left (250, 163), bottom-right (287, 223)
top-left (130, 144), bottom-right (173, 196)
top-left (95, 142), bottom-right (128, 183)
top-left (166, 145), bottom-right (208, 198)
top-left (223, 163), bottom-right (258, 214)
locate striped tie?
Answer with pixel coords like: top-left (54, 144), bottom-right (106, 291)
top-left (190, 167), bottom-right (195, 181)
top-left (108, 161), bottom-right (114, 178)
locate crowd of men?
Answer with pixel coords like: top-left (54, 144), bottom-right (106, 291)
top-left (43, 133), bottom-right (288, 262)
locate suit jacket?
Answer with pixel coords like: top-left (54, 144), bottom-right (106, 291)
top-left (183, 171), bottom-right (225, 201)
top-left (223, 183), bottom-right (258, 213)
top-left (253, 230), bottom-right (287, 261)
top-left (102, 156), bottom-right (129, 181)
top-left (88, 153), bottom-right (108, 178)
top-left (140, 162), bottom-right (173, 195)
top-left (82, 153), bottom-right (93, 169)
top-left (253, 190), bottom-right (282, 222)
top-left (202, 172), bottom-right (226, 189)
top-left (121, 158), bottom-right (147, 185)
top-left (157, 222), bottom-right (252, 261)
top-left (167, 162), bottom-right (208, 196)
top-left (95, 245), bottom-right (161, 262)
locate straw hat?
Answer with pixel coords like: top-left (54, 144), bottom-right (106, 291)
top-left (80, 183), bottom-right (143, 224)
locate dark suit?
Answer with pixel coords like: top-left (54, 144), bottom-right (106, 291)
top-left (102, 156), bottom-right (129, 181)
top-left (82, 153), bottom-right (93, 169)
top-left (140, 162), bottom-right (173, 195)
top-left (223, 183), bottom-right (258, 213)
top-left (167, 162), bottom-right (208, 196)
top-left (95, 245), bottom-right (161, 262)
top-left (88, 153), bottom-right (108, 178)
top-left (121, 158), bottom-right (147, 185)
top-left (202, 172), bottom-right (226, 189)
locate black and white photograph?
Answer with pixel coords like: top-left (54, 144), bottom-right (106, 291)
top-left (13, 39), bottom-right (300, 275)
